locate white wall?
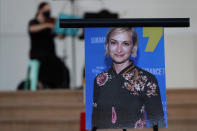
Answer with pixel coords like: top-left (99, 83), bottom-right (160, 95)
top-left (0, 0), bottom-right (197, 90)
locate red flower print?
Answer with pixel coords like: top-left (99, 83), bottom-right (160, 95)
top-left (96, 73), bottom-right (108, 86)
top-left (135, 119), bottom-right (146, 128)
top-left (147, 90), bottom-right (157, 97)
top-left (123, 82), bottom-right (134, 91)
top-left (146, 82), bottom-right (158, 97)
top-left (112, 106), bottom-right (117, 124)
top-left (147, 82), bottom-right (157, 90)
top-left (122, 72), bottom-right (133, 81)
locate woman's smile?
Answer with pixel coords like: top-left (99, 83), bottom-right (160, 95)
top-left (114, 53), bottom-right (125, 58)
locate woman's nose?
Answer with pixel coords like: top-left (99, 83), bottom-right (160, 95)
top-left (117, 43), bottom-right (123, 53)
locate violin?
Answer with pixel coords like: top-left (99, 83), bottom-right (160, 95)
top-left (44, 18), bottom-right (56, 24)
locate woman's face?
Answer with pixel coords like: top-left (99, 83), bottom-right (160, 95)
top-left (108, 31), bottom-right (133, 64)
top-left (42, 4), bottom-right (51, 12)
top-left (40, 4), bottom-right (51, 16)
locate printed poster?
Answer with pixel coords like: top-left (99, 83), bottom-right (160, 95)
top-left (85, 27), bottom-right (167, 129)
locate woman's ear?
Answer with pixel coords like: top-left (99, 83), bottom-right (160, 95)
top-left (131, 45), bottom-right (138, 57)
top-left (106, 44), bottom-right (108, 50)
top-left (105, 44), bottom-right (109, 56)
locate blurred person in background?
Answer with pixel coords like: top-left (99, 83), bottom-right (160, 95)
top-left (28, 2), bottom-right (70, 89)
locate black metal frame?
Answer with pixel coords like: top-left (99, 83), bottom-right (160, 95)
top-left (59, 18), bottom-right (190, 131)
top-left (91, 124), bottom-right (158, 131)
top-left (60, 18), bottom-right (189, 28)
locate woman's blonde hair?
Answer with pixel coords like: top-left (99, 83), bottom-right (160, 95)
top-left (105, 27), bottom-right (138, 57)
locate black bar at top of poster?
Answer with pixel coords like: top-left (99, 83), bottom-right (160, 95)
top-left (60, 18), bottom-right (189, 28)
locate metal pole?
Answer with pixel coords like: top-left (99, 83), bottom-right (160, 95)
top-left (70, 0), bottom-right (77, 88)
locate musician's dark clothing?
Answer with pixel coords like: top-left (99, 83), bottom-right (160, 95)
top-left (29, 19), bottom-right (56, 59)
top-left (28, 19), bottom-right (69, 88)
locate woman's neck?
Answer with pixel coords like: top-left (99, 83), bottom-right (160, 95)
top-left (113, 60), bottom-right (131, 74)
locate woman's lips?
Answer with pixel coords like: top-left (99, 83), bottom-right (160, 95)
top-left (114, 54), bottom-right (125, 57)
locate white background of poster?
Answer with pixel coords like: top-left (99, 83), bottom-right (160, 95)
top-left (0, 0), bottom-right (197, 90)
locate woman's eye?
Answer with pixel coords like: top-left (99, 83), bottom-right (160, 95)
top-left (110, 41), bottom-right (116, 45)
top-left (123, 42), bottom-right (130, 46)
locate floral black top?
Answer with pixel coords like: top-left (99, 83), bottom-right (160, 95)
top-left (92, 62), bottom-right (165, 129)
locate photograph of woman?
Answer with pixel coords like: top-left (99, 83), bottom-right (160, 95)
top-left (91, 27), bottom-right (166, 129)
